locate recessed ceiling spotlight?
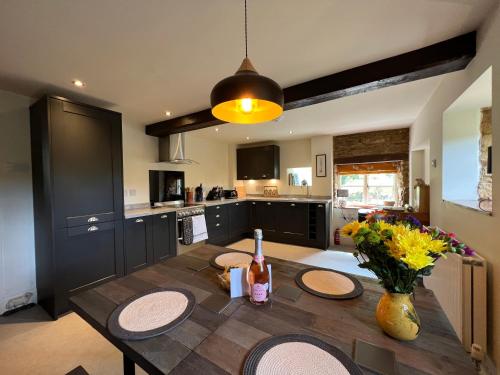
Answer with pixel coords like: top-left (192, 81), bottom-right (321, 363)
top-left (165, 111), bottom-right (172, 117)
top-left (72, 79), bottom-right (85, 88)
top-left (289, 130), bottom-right (293, 134)
top-left (246, 136), bottom-right (250, 140)
top-left (215, 127), bottom-right (219, 132)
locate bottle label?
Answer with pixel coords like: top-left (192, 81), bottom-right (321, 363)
top-left (251, 283), bottom-right (269, 302)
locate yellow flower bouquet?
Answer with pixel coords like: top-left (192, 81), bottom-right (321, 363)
top-left (342, 217), bottom-right (470, 340)
top-left (342, 220), bottom-right (449, 293)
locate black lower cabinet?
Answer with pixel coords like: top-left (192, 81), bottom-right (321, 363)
top-left (205, 204), bottom-right (229, 246)
top-left (276, 202), bottom-right (308, 244)
top-left (51, 221), bottom-right (124, 318)
top-left (255, 201), bottom-right (279, 240)
top-left (228, 202), bottom-right (250, 242)
top-left (124, 216), bottom-right (153, 274)
top-left (152, 213), bottom-right (177, 262)
top-left (247, 200), bottom-right (331, 249)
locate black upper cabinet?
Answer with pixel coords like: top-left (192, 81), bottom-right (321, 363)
top-left (152, 212), bottom-right (176, 262)
top-left (50, 99), bottom-right (123, 228)
top-left (30, 95), bottom-right (125, 318)
top-left (237, 145), bottom-right (280, 180)
top-left (124, 216), bottom-right (153, 274)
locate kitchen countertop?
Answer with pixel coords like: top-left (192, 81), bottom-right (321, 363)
top-left (124, 196), bottom-right (332, 219)
top-left (70, 245), bottom-right (475, 375)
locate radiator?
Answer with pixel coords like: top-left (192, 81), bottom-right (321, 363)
top-left (424, 253), bottom-right (487, 353)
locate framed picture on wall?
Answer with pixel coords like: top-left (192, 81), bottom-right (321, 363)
top-left (316, 154), bottom-right (327, 177)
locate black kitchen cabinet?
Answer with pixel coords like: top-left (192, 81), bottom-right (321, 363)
top-left (228, 201), bottom-right (250, 242)
top-left (30, 95), bottom-right (124, 319)
top-left (247, 200), bottom-right (331, 249)
top-left (237, 145), bottom-right (280, 180)
top-left (152, 212), bottom-right (177, 262)
top-left (277, 202), bottom-right (308, 242)
top-left (205, 204), bottom-right (229, 245)
top-left (54, 221), bottom-right (123, 314)
top-left (308, 203), bottom-right (331, 249)
top-left (124, 216), bottom-right (153, 274)
top-left (255, 201), bottom-right (279, 239)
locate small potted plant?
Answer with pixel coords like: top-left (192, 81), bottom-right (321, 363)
top-left (342, 213), bottom-right (473, 341)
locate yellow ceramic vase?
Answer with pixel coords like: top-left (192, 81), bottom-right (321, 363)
top-left (376, 292), bottom-right (421, 341)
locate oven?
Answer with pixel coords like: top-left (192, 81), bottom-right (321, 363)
top-left (176, 206), bottom-right (206, 255)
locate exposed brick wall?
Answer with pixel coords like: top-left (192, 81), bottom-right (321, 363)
top-left (333, 128), bottom-right (410, 204)
top-left (478, 108), bottom-right (492, 200)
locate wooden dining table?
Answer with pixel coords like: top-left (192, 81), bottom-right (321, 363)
top-left (69, 245), bottom-right (475, 374)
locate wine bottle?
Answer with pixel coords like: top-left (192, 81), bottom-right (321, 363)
top-left (248, 229), bottom-right (270, 305)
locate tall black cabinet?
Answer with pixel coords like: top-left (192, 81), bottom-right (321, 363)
top-left (30, 95), bottom-right (125, 319)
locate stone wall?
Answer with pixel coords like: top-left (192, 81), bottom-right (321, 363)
top-left (478, 107), bottom-right (492, 200)
top-left (333, 128), bottom-right (410, 204)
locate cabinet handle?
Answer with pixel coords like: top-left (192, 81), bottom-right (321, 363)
top-left (291, 203), bottom-right (295, 207)
top-left (88, 216), bottom-right (99, 223)
top-left (216, 214), bottom-right (220, 218)
top-left (318, 204), bottom-right (323, 208)
top-left (216, 223), bottom-right (220, 227)
top-left (262, 174), bottom-right (267, 178)
top-left (244, 176), bottom-right (248, 179)
top-left (252, 202), bottom-right (256, 205)
top-left (160, 214), bottom-right (168, 219)
top-left (267, 202), bottom-right (272, 206)
top-left (216, 206), bottom-right (220, 209)
top-left (88, 225), bottom-right (99, 232)
top-left (235, 203), bottom-right (239, 206)
top-left (135, 218), bottom-right (144, 223)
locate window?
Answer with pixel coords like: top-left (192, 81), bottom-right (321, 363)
top-left (287, 167), bottom-right (312, 186)
top-left (339, 173), bottom-right (398, 205)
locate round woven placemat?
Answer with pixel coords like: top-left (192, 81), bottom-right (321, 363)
top-left (243, 334), bottom-right (363, 375)
top-left (209, 251), bottom-right (253, 270)
top-left (295, 268), bottom-right (363, 299)
top-left (107, 287), bottom-right (195, 340)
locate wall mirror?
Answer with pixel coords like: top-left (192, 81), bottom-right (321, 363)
top-left (442, 66), bottom-right (492, 213)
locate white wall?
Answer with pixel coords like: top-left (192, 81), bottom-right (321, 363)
top-left (0, 90), bottom-right (36, 313)
top-left (310, 136), bottom-right (333, 197)
top-left (442, 108), bottom-right (481, 201)
top-left (122, 120), bottom-right (232, 204)
top-left (410, 3), bottom-right (500, 367)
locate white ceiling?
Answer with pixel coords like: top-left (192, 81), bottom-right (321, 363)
top-left (0, 0), bottom-right (496, 129)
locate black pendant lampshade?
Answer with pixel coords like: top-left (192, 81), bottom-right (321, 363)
top-left (210, 0), bottom-right (284, 124)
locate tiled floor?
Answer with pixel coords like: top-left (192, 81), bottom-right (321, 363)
top-left (227, 239), bottom-right (375, 279)
top-left (0, 241), bottom-right (373, 374)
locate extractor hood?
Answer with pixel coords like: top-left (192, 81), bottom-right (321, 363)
top-left (158, 133), bottom-right (198, 164)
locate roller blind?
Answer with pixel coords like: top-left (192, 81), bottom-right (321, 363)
top-left (336, 161), bottom-right (400, 175)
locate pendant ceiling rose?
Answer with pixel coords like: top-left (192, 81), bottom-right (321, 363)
top-left (210, 0), bottom-right (284, 124)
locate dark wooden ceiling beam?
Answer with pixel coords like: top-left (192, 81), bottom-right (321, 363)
top-left (146, 31), bottom-right (476, 137)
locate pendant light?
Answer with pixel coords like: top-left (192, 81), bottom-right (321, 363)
top-left (211, 0), bottom-right (284, 124)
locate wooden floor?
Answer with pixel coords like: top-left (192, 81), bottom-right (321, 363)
top-left (70, 245), bottom-right (475, 375)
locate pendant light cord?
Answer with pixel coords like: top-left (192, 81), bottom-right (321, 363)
top-left (244, 0), bottom-right (248, 58)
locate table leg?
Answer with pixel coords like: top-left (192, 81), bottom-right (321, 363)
top-left (123, 354), bottom-right (135, 375)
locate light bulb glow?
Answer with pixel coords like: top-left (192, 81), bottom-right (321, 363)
top-left (239, 98), bottom-right (255, 113)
